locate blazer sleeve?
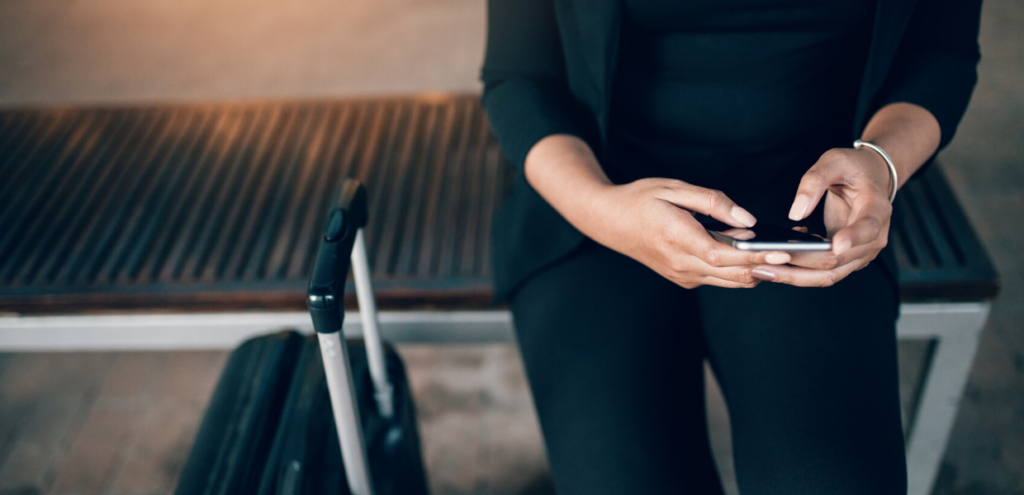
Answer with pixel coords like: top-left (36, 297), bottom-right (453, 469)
top-left (480, 0), bottom-right (589, 174)
top-left (873, 0), bottom-right (983, 153)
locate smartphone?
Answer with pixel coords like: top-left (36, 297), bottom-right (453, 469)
top-left (706, 223), bottom-right (832, 252)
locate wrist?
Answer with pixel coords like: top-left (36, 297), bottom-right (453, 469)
top-left (559, 181), bottom-right (620, 238)
top-left (523, 134), bottom-right (616, 225)
top-left (859, 102), bottom-right (941, 192)
top-left (853, 140), bottom-right (898, 201)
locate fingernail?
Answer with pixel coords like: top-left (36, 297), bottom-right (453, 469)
top-left (730, 205), bottom-right (757, 228)
top-left (789, 195), bottom-right (810, 221)
top-left (751, 268), bottom-right (776, 282)
top-left (732, 229), bottom-right (756, 240)
top-left (765, 252), bottom-right (791, 265)
top-left (834, 238), bottom-right (852, 255)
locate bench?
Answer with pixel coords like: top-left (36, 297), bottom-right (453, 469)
top-left (0, 94), bottom-right (999, 495)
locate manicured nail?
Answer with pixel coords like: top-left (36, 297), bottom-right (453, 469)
top-left (751, 268), bottom-right (776, 282)
top-left (765, 252), bottom-right (791, 265)
top-left (789, 195), bottom-right (810, 221)
top-left (834, 238), bottom-right (852, 255)
top-left (732, 229), bottom-right (756, 240)
top-left (730, 205), bottom-right (757, 228)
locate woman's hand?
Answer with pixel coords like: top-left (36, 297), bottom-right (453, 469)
top-left (597, 178), bottom-right (796, 288)
top-left (750, 102), bottom-right (942, 287)
top-left (524, 135), bottom-right (792, 289)
top-left (750, 147), bottom-right (893, 287)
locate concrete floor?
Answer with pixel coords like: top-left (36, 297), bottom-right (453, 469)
top-left (0, 351), bottom-right (224, 495)
top-left (0, 0), bottom-right (1021, 493)
top-left (0, 346), bottom-right (559, 495)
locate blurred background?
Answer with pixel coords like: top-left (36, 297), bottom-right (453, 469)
top-left (0, 0), bottom-right (1020, 494)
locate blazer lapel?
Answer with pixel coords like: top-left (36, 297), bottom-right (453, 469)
top-left (571, 0), bottom-right (621, 134)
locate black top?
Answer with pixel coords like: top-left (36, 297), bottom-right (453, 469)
top-left (480, 0), bottom-right (982, 301)
top-left (607, 0), bottom-right (874, 223)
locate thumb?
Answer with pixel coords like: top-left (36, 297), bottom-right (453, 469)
top-left (789, 164), bottom-right (838, 221)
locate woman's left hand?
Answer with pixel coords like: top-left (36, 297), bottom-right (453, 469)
top-left (750, 147), bottom-right (894, 287)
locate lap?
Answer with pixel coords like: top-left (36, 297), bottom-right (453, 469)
top-left (510, 241), bottom-right (906, 494)
top-left (510, 241), bottom-right (722, 495)
top-left (696, 264), bottom-right (906, 493)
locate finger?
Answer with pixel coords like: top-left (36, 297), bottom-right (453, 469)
top-left (787, 242), bottom-right (867, 270)
top-left (787, 242), bottom-right (880, 270)
top-left (789, 158), bottom-right (842, 221)
top-left (787, 250), bottom-right (843, 270)
top-left (659, 184), bottom-right (757, 229)
top-left (749, 260), bottom-right (862, 288)
top-left (720, 228), bottom-right (756, 241)
top-left (701, 264), bottom-right (761, 285)
top-left (690, 234), bottom-right (792, 267)
top-left (830, 200), bottom-right (891, 255)
top-left (698, 276), bottom-right (760, 289)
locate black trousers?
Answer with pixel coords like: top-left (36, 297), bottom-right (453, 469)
top-left (510, 240), bottom-right (906, 495)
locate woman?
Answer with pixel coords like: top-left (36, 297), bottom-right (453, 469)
top-left (481, 0), bottom-right (982, 493)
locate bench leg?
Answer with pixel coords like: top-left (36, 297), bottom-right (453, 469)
top-left (897, 302), bottom-right (989, 495)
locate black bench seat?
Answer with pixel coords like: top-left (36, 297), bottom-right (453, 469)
top-left (0, 95), bottom-right (998, 312)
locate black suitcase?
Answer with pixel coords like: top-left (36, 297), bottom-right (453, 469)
top-left (176, 180), bottom-right (429, 495)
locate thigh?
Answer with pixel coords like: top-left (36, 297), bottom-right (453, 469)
top-left (511, 241), bottom-right (723, 495)
top-left (697, 263), bottom-right (906, 494)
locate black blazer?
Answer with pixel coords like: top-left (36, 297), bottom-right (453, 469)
top-left (481, 0), bottom-right (982, 301)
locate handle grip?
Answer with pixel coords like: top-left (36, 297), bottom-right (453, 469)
top-left (307, 180), bottom-right (368, 334)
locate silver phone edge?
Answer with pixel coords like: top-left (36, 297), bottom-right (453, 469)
top-left (733, 241), bottom-right (832, 251)
top-left (707, 229), bottom-right (831, 252)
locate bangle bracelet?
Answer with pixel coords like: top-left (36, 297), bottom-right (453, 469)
top-left (854, 139), bottom-right (898, 202)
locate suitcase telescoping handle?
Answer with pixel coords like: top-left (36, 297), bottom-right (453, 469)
top-left (307, 179), bottom-right (392, 495)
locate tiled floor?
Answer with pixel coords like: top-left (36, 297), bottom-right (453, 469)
top-left (0, 0), bottom-right (1022, 493)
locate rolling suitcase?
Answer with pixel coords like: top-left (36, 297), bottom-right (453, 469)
top-left (176, 180), bottom-right (429, 495)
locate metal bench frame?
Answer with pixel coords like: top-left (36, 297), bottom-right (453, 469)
top-left (898, 302), bottom-right (988, 495)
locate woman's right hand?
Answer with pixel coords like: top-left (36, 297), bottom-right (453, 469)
top-left (593, 178), bottom-right (793, 288)
top-left (524, 134), bottom-right (792, 289)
